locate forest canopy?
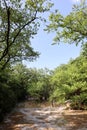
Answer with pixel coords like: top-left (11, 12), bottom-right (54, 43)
top-left (45, 0), bottom-right (87, 45)
top-left (0, 0), bottom-right (53, 70)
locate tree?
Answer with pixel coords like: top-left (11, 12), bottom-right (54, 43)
top-left (45, 0), bottom-right (87, 45)
top-left (24, 68), bottom-right (52, 101)
top-left (81, 42), bottom-right (87, 58)
top-left (0, 0), bottom-right (53, 70)
top-left (49, 64), bottom-right (70, 103)
top-left (9, 64), bottom-right (30, 100)
top-left (49, 56), bottom-right (87, 110)
top-left (44, 0), bottom-right (87, 109)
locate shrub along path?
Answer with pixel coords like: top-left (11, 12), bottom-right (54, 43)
top-left (0, 101), bottom-right (87, 130)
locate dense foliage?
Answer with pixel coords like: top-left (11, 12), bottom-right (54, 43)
top-left (0, 52), bottom-right (87, 121)
top-left (0, 0), bottom-right (53, 70)
top-left (0, 0), bottom-right (87, 122)
top-left (0, 65), bottom-right (52, 121)
top-left (50, 56), bottom-right (87, 110)
top-left (0, 0), bottom-right (53, 121)
top-left (45, 0), bottom-right (87, 45)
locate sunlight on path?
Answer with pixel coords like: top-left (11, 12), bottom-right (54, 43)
top-left (19, 107), bottom-right (66, 130)
top-left (0, 101), bottom-right (87, 130)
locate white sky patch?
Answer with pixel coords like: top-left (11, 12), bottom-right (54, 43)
top-left (71, 0), bottom-right (80, 3)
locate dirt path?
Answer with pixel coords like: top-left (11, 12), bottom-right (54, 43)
top-left (0, 101), bottom-right (87, 130)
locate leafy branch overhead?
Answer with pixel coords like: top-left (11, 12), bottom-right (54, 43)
top-left (0, 0), bottom-right (53, 69)
top-left (45, 0), bottom-right (87, 45)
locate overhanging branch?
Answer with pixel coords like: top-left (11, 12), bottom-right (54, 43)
top-left (11, 11), bottom-right (38, 45)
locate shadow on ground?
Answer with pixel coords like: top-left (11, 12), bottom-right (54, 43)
top-left (0, 101), bottom-right (87, 130)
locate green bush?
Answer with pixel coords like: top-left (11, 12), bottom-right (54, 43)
top-left (70, 93), bottom-right (87, 110)
top-left (0, 83), bottom-right (17, 121)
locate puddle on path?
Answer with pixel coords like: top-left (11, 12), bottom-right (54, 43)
top-left (0, 101), bottom-right (87, 130)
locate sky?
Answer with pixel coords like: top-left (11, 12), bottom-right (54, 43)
top-left (23, 0), bottom-right (81, 70)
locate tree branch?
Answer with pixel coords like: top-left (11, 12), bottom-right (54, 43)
top-left (1, 55), bottom-right (10, 70)
top-left (0, 5), bottom-right (38, 68)
top-left (6, 7), bottom-right (10, 51)
top-left (0, 0), bottom-right (10, 62)
top-left (11, 12), bottom-right (37, 45)
top-left (3, 0), bottom-right (8, 9)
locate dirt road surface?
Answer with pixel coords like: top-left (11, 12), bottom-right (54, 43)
top-left (0, 101), bottom-right (87, 130)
